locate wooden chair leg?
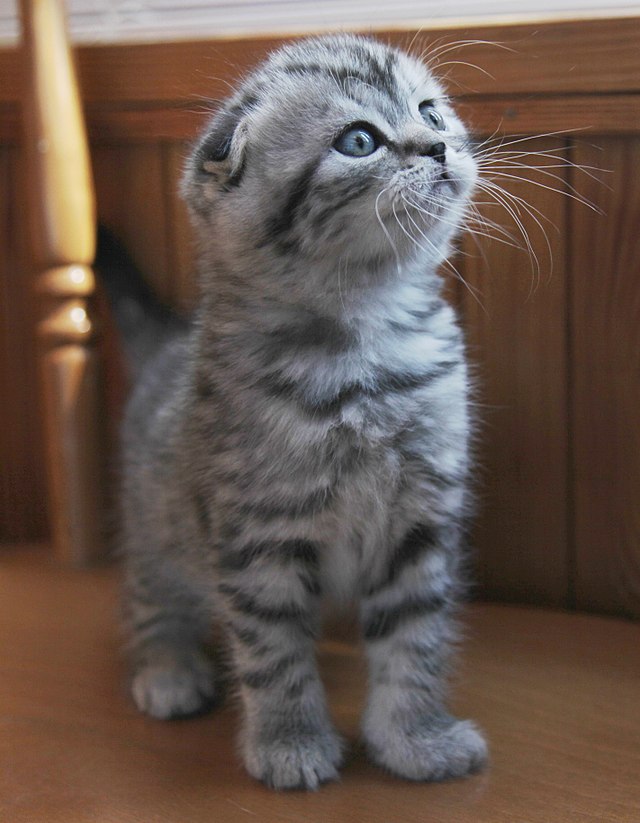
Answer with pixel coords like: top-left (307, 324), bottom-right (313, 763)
top-left (20, 0), bottom-right (107, 565)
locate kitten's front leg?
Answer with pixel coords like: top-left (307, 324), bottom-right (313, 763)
top-left (360, 523), bottom-right (487, 781)
top-left (218, 538), bottom-right (343, 790)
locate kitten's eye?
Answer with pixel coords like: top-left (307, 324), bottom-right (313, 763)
top-left (419, 102), bottom-right (446, 131)
top-left (334, 127), bottom-right (378, 157)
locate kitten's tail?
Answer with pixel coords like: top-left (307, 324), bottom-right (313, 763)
top-left (95, 225), bottom-right (188, 380)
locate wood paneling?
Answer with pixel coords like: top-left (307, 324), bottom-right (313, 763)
top-left (0, 145), bottom-right (47, 542)
top-left (92, 143), bottom-right (172, 304)
top-left (570, 137), bottom-right (640, 618)
top-left (460, 139), bottom-right (569, 606)
top-left (455, 94), bottom-right (640, 138)
top-left (78, 94), bottom-right (640, 143)
top-left (2, 15), bottom-right (639, 107)
top-left (91, 140), bottom-right (197, 309)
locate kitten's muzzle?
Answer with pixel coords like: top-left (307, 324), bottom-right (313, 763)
top-left (400, 139), bottom-right (447, 170)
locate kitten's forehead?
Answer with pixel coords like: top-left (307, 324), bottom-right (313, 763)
top-left (256, 34), bottom-right (444, 115)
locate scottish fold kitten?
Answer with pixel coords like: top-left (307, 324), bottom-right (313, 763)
top-left (106, 33), bottom-right (488, 790)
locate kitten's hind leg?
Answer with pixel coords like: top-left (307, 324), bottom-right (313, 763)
top-left (124, 562), bottom-right (218, 720)
top-left (360, 523), bottom-right (487, 781)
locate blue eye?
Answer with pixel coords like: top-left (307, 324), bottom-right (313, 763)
top-left (334, 127), bottom-right (378, 157)
top-left (419, 102), bottom-right (446, 131)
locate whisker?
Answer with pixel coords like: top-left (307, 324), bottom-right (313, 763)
top-left (400, 196), bottom-right (487, 312)
top-left (374, 187), bottom-right (402, 274)
top-left (477, 126), bottom-right (593, 149)
top-left (484, 171), bottom-right (603, 214)
top-left (433, 59), bottom-right (496, 80)
top-left (475, 180), bottom-right (545, 292)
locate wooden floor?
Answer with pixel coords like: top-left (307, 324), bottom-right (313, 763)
top-left (1, 547), bottom-right (639, 823)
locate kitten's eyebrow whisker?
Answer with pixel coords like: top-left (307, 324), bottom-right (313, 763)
top-left (405, 27), bottom-right (427, 58)
top-left (433, 60), bottom-right (496, 80)
top-left (420, 38), bottom-right (515, 70)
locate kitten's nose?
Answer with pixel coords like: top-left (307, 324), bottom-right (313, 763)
top-left (402, 137), bottom-right (447, 167)
top-left (423, 141), bottom-right (446, 164)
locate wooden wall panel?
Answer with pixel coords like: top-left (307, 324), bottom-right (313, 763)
top-left (91, 143), bottom-right (172, 304)
top-left (571, 137), bottom-right (640, 619)
top-left (0, 145), bottom-right (47, 543)
top-left (2, 16), bottom-right (638, 106)
top-left (91, 141), bottom-right (197, 311)
top-left (460, 139), bottom-right (569, 606)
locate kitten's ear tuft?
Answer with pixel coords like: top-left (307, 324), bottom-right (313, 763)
top-left (197, 107), bottom-right (248, 179)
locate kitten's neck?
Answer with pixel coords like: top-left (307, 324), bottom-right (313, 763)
top-left (199, 247), bottom-right (444, 333)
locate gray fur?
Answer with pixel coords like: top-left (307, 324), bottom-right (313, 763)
top-left (118, 33), bottom-right (487, 789)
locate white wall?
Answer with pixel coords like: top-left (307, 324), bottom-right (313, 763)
top-left (2, 0), bottom-right (638, 45)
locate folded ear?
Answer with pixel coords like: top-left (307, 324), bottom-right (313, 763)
top-left (196, 106), bottom-right (248, 186)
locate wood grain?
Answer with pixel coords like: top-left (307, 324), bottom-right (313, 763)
top-left (570, 137), bottom-right (640, 619)
top-left (456, 93), bottom-right (640, 138)
top-left (6, 93), bottom-right (640, 145)
top-left (459, 139), bottom-right (569, 606)
top-left (1, 547), bottom-right (639, 823)
top-left (0, 146), bottom-right (47, 543)
top-left (2, 15), bottom-right (639, 108)
top-left (19, 0), bottom-right (107, 564)
top-left (92, 143), bottom-right (172, 304)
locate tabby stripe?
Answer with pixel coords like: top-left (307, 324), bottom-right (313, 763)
top-left (195, 374), bottom-right (216, 399)
top-left (282, 61), bottom-right (324, 77)
top-left (218, 539), bottom-right (319, 572)
top-left (309, 179), bottom-right (372, 229)
top-left (284, 672), bottom-right (314, 700)
top-left (402, 643), bottom-right (447, 678)
top-left (193, 492), bottom-right (213, 536)
top-left (300, 574), bottom-right (322, 597)
top-left (238, 487), bottom-right (335, 521)
top-left (265, 158), bottom-right (321, 240)
top-left (422, 465), bottom-right (467, 490)
top-left (363, 593), bottom-right (447, 640)
top-left (218, 585), bottom-right (315, 635)
top-left (367, 523), bottom-right (438, 595)
top-left (240, 652), bottom-right (301, 689)
top-left (227, 622), bottom-right (265, 649)
top-left (129, 613), bottom-right (181, 635)
top-left (263, 314), bottom-right (355, 355)
top-left (264, 361), bottom-right (459, 417)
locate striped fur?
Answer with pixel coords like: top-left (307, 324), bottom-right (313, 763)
top-left (118, 34), bottom-right (487, 790)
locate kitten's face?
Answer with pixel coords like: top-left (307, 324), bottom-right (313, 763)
top-left (183, 35), bottom-right (477, 271)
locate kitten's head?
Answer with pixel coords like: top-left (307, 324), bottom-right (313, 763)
top-left (183, 34), bottom-right (477, 273)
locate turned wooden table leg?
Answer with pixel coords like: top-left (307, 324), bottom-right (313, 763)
top-left (20, 0), bottom-right (107, 564)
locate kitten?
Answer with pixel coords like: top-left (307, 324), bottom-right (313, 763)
top-left (107, 33), bottom-right (488, 790)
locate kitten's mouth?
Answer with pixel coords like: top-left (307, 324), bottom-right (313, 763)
top-left (398, 165), bottom-right (459, 197)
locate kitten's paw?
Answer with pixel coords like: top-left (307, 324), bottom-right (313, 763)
top-left (131, 654), bottom-right (217, 720)
top-left (366, 716), bottom-right (487, 782)
top-left (243, 727), bottom-right (344, 790)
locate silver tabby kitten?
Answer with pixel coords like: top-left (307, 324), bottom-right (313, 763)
top-left (118, 33), bottom-right (488, 789)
